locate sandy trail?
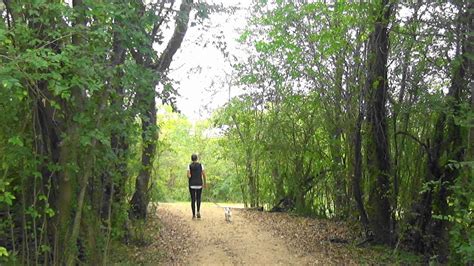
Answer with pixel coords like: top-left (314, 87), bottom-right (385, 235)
top-left (158, 202), bottom-right (316, 265)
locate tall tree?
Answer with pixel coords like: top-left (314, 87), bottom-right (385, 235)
top-left (0, 0), bottom-right (196, 263)
top-left (130, 0), bottom-right (193, 219)
top-left (364, 0), bottom-right (393, 245)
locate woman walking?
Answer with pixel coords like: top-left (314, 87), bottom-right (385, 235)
top-left (187, 154), bottom-right (207, 219)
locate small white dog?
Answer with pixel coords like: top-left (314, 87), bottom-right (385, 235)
top-left (224, 207), bottom-right (232, 222)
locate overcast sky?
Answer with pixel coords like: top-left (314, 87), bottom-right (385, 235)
top-left (166, 0), bottom-right (252, 121)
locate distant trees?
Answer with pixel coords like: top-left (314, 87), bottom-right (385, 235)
top-left (153, 106), bottom-right (242, 203)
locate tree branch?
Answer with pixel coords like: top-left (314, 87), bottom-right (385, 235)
top-left (395, 131), bottom-right (429, 153)
top-left (153, 0), bottom-right (193, 73)
top-left (151, 0), bottom-right (176, 42)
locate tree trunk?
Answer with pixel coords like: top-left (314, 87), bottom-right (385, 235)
top-left (294, 157), bottom-right (306, 212)
top-left (130, 98), bottom-right (157, 219)
top-left (272, 163), bottom-right (285, 204)
top-left (246, 155), bottom-right (257, 207)
top-left (101, 30), bottom-right (126, 221)
top-left (332, 53), bottom-right (347, 219)
top-left (352, 110), bottom-right (370, 236)
top-left (431, 5), bottom-right (469, 259)
top-left (130, 0), bottom-right (193, 219)
top-left (365, 1), bottom-right (393, 245)
top-left (404, 3), bottom-right (471, 260)
top-left (57, 0), bottom-right (88, 262)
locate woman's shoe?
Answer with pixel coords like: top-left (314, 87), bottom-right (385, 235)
top-left (197, 212), bottom-right (201, 219)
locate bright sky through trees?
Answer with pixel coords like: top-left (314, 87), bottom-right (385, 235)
top-left (168, 0), bottom-right (251, 121)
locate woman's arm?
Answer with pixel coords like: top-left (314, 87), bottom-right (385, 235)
top-left (202, 170), bottom-right (207, 188)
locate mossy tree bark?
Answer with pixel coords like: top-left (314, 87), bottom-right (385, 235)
top-left (364, 0), bottom-right (393, 245)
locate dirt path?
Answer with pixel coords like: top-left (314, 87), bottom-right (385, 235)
top-left (157, 202), bottom-right (319, 265)
top-left (118, 203), bottom-right (402, 265)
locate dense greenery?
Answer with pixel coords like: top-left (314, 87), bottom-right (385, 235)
top-left (213, 0), bottom-right (473, 263)
top-left (0, 0), bottom-right (196, 264)
top-left (0, 0), bottom-right (472, 265)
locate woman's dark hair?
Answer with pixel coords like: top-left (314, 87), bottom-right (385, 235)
top-left (191, 154), bottom-right (198, 162)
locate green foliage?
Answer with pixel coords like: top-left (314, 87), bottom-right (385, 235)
top-left (1, 0), bottom-right (471, 264)
top-left (441, 161), bottom-right (474, 263)
top-left (153, 105), bottom-right (241, 203)
top-left (0, 0), bottom-right (187, 264)
top-left (0, 246), bottom-right (16, 265)
top-left (213, 0), bottom-right (472, 263)
top-left (0, 247), bottom-right (8, 257)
